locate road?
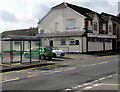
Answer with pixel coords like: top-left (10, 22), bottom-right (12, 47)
top-left (1, 54), bottom-right (119, 91)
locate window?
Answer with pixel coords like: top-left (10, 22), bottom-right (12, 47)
top-left (55, 23), bottom-right (59, 32)
top-left (31, 48), bottom-right (37, 51)
top-left (108, 25), bottom-right (112, 33)
top-left (69, 39), bottom-right (79, 45)
top-left (93, 22), bottom-right (98, 31)
top-left (102, 24), bottom-right (106, 31)
top-left (87, 26), bottom-right (92, 32)
top-left (67, 19), bottom-right (76, 28)
top-left (88, 21), bottom-right (91, 26)
top-left (60, 41), bottom-right (66, 45)
top-left (70, 39), bottom-right (75, 45)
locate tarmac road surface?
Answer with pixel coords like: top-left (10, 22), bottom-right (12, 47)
top-left (1, 54), bottom-right (119, 91)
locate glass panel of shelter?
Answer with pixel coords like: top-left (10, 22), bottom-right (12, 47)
top-left (1, 41), bottom-right (11, 64)
top-left (12, 41), bottom-right (21, 63)
top-left (22, 41), bottom-right (31, 63)
top-left (31, 41), bottom-right (40, 63)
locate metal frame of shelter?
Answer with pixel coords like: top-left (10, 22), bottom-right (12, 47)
top-left (0, 35), bottom-right (42, 64)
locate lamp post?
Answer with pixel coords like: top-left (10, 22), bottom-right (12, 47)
top-left (103, 23), bottom-right (106, 52)
top-left (40, 29), bottom-right (44, 62)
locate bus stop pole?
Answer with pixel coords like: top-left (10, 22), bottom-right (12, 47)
top-left (40, 29), bottom-right (44, 62)
top-left (20, 41), bottom-right (22, 64)
top-left (29, 41), bottom-right (32, 63)
top-left (10, 41), bottom-right (13, 65)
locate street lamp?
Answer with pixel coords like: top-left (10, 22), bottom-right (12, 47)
top-left (40, 29), bottom-right (44, 62)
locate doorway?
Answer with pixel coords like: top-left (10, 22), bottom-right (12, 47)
top-left (49, 40), bottom-right (53, 46)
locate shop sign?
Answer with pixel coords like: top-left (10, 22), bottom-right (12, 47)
top-left (66, 27), bottom-right (79, 30)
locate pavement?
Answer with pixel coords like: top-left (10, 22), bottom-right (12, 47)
top-left (0, 51), bottom-right (119, 73)
top-left (0, 53), bottom-right (97, 73)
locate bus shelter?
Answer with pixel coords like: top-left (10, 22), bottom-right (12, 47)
top-left (0, 35), bottom-right (42, 64)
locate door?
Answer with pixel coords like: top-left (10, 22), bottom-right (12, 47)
top-left (112, 39), bottom-right (117, 51)
top-left (49, 40), bottom-right (53, 46)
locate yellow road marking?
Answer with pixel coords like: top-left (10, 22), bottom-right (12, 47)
top-left (27, 74), bottom-right (38, 78)
top-left (2, 77), bottom-right (20, 83)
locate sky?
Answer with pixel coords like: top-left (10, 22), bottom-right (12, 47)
top-left (0, 0), bottom-right (119, 33)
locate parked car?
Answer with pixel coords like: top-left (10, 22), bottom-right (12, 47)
top-left (45, 46), bottom-right (65, 57)
top-left (23, 46), bottom-right (53, 60)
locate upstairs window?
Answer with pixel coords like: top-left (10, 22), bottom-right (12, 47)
top-left (108, 25), bottom-right (112, 33)
top-left (67, 19), bottom-right (76, 28)
top-left (93, 21), bottom-right (98, 31)
top-left (102, 24), bottom-right (106, 31)
top-left (55, 23), bottom-right (59, 32)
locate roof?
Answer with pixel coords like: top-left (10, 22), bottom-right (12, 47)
top-left (1, 27), bottom-right (38, 38)
top-left (42, 31), bottom-right (86, 38)
top-left (1, 35), bottom-right (39, 41)
top-left (52, 2), bottom-right (95, 18)
top-left (101, 12), bottom-right (120, 24)
top-left (38, 2), bottom-right (96, 24)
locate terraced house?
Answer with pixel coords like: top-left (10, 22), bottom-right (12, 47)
top-left (38, 2), bottom-right (118, 53)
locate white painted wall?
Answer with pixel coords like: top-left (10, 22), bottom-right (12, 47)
top-left (38, 7), bottom-right (85, 33)
top-left (64, 8), bottom-right (85, 32)
top-left (39, 9), bottom-right (64, 33)
top-left (88, 42), bottom-right (103, 51)
top-left (43, 37), bottom-right (83, 53)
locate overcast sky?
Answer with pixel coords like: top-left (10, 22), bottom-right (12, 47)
top-left (0, 0), bottom-right (119, 33)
